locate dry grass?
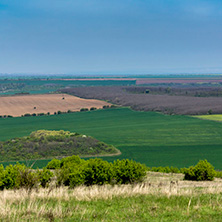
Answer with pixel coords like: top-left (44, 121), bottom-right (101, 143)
top-left (1, 172), bottom-right (222, 221)
top-left (1, 172), bottom-right (222, 202)
top-left (0, 94), bottom-right (110, 117)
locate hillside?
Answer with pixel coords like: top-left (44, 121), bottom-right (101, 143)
top-left (0, 130), bottom-right (120, 161)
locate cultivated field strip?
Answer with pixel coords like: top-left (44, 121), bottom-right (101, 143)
top-left (0, 94), bottom-right (110, 117)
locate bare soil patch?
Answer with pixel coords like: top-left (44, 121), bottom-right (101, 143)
top-left (0, 94), bottom-right (110, 117)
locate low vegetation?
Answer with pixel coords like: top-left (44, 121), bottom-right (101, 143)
top-left (0, 157), bottom-right (219, 192)
top-left (0, 156), bottom-right (147, 190)
top-left (0, 130), bottom-right (120, 161)
top-left (1, 168), bottom-right (222, 221)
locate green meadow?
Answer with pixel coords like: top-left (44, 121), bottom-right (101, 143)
top-left (1, 108), bottom-right (222, 169)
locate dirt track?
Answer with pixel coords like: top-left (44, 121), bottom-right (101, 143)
top-left (0, 94), bottom-right (110, 117)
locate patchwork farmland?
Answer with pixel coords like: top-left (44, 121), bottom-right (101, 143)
top-left (1, 108), bottom-right (222, 169)
top-left (0, 94), bottom-right (110, 117)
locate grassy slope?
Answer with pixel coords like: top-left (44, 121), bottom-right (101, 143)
top-left (1, 108), bottom-right (222, 169)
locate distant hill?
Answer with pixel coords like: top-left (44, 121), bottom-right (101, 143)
top-left (0, 130), bottom-right (120, 161)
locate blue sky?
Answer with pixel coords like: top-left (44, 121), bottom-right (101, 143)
top-left (0, 0), bottom-right (222, 75)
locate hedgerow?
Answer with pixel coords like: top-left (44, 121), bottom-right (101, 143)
top-left (50, 156), bottom-right (147, 187)
top-left (1, 157), bottom-right (221, 190)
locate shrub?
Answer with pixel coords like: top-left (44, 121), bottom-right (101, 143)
top-left (80, 108), bottom-right (89, 112)
top-left (90, 107), bottom-right (97, 111)
top-left (113, 159), bottom-right (147, 184)
top-left (215, 171), bottom-right (222, 178)
top-left (17, 167), bottom-right (39, 191)
top-left (83, 159), bottom-right (113, 186)
top-left (60, 155), bottom-right (84, 168)
top-left (0, 164), bottom-right (22, 189)
top-left (37, 168), bottom-right (54, 188)
top-left (46, 159), bottom-right (61, 169)
top-left (56, 155), bottom-right (86, 187)
top-left (0, 163), bottom-right (39, 190)
top-left (184, 160), bottom-right (216, 181)
top-left (66, 166), bottom-right (86, 188)
top-left (37, 113), bottom-right (45, 116)
top-left (0, 165), bottom-right (4, 189)
top-left (58, 167), bottom-right (84, 187)
top-left (24, 113), bottom-right (31, 117)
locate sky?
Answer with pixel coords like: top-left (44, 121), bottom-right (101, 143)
top-left (0, 0), bottom-right (222, 75)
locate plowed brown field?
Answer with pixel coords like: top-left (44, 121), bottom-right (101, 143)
top-left (0, 94), bottom-right (110, 117)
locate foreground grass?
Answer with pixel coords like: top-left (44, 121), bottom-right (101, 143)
top-left (1, 173), bottom-right (222, 221)
top-left (1, 108), bottom-right (222, 168)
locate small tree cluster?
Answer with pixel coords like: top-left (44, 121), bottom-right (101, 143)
top-left (80, 108), bottom-right (89, 112)
top-left (0, 163), bottom-right (53, 190)
top-left (0, 115), bottom-right (13, 118)
top-left (47, 155), bottom-right (147, 187)
top-left (184, 160), bottom-right (216, 181)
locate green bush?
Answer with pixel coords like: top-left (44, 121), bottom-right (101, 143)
top-left (17, 167), bottom-right (39, 191)
top-left (46, 159), bottom-right (61, 169)
top-left (66, 166), bottom-right (86, 187)
top-left (113, 159), bottom-right (147, 184)
top-left (83, 158), bottom-right (113, 186)
top-left (60, 155), bottom-right (84, 168)
top-left (80, 108), bottom-right (89, 112)
top-left (184, 160), bottom-right (216, 181)
top-left (56, 155), bottom-right (86, 187)
top-left (0, 164), bottom-right (22, 189)
top-left (24, 113), bottom-right (31, 117)
top-left (37, 168), bottom-right (54, 188)
top-left (0, 163), bottom-right (39, 190)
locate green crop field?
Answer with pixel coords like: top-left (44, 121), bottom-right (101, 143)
top-left (1, 108), bottom-right (222, 169)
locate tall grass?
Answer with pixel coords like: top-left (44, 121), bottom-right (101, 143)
top-left (1, 172), bottom-right (222, 221)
